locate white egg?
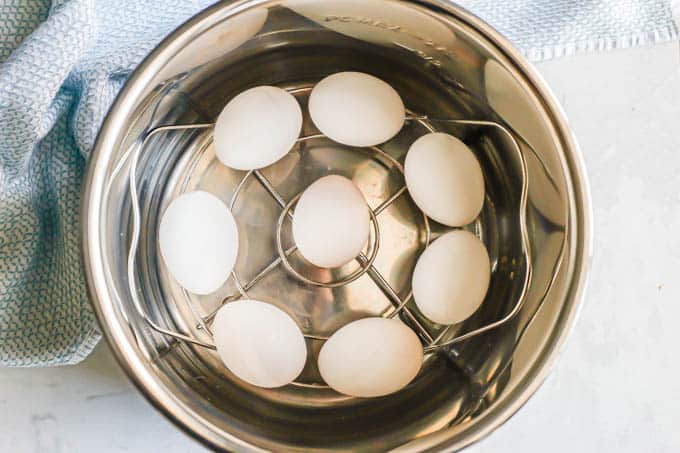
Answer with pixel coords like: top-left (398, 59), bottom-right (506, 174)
top-left (309, 72), bottom-right (405, 147)
top-left (318, 317), bottom-right (423, 397)
top-left (214, 86), bottom-right (302, 170)
top-left (404, 132), bottom-right (485, 227)
top-left (412, 230), bottom-right (490, 325)
top-left (292, 175), bottom-right (369, 268)
top-left (158, 191), bottom-right (238, 295)
top-left (212, 300), bottom-right (307, 388)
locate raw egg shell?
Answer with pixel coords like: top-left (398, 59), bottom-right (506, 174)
top-left (212, 300), bottom-right (307, 388)
top-left (412, 230), bottom-right (490, 325)
top-left (214, 86), bottom-right (302, 170)
top-left (292, 175), bottom-right (369, 268)
top-left (318, 317), bottom-right (423, 397)
top-left (309, 72), bottom-right (405, 147)
top-left (404, 132), bottom-right (485, 226)
top-left (158, 191), bottom-right (238, 295)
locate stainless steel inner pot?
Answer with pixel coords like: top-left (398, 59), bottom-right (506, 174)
top-left (82, 1), bottom-right (592, 451)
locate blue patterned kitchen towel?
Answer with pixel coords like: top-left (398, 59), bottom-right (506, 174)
top-left (0, 0), bottom-right (677, 366)
top-left (462, 0), bottom-right (679, 61)
top-left (0, 0), bottom-right (213, 366)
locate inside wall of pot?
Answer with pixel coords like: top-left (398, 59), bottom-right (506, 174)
top-left (98, 2), bottom-right (572, 450)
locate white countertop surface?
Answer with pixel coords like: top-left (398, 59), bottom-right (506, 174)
top-left (2, 42), bottom-right (680, 452)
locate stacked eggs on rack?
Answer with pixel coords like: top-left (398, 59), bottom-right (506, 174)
top-left (158, 72), bottom-right (490, 398)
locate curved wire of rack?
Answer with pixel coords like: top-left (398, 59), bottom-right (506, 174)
top-left (127, 122), bottom-right (216, 350)
top-left (125, 103), bottom-right (534, 360)
top-left (222, 127), bottom-right (433, 343)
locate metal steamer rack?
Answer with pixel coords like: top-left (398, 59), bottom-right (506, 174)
top-left (126, 84), bottom-right (533, 389)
